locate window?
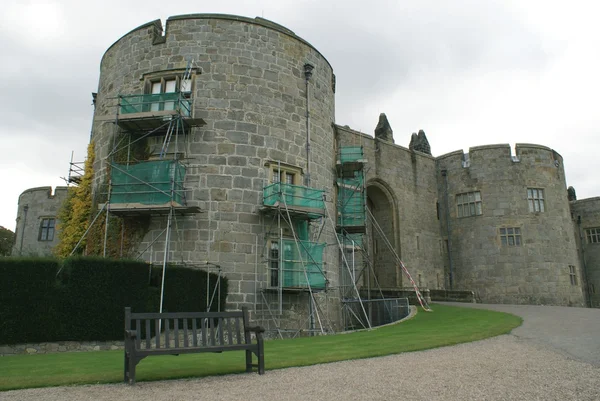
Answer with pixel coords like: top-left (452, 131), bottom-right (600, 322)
top-left (500, 227), bottom-right (521, 246)
top-left (590, 283), bottom-right (596, 294)
top-left (527, 188), bottom-right (545, 212)
top-left (146, 75), bottom-right (192, 113)
top-left (569, 265), bottom-right (578, 286)
top-left (416, 235), bottom-right (420, 250)
top-left (586, 228), bottom-right (600, 244)
top-left (269, 164), bottom-right (301, 185)
top-left (456, 191), bottom-right (482, 217)
top-left (39, 218), bottom-right (55, 241)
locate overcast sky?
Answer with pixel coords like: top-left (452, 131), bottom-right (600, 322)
top-left (1, 0), bottom-right (599, 231)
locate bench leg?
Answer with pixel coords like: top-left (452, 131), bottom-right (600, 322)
top-left (257, 350), bottom-right (265, 375)
top-left (124, 351), bottom-right (129, 383)
top-left (256, 341), bottom-right (265, 375)
top-left (245, 349), bottom-right (253, 373)
top-left (129, 355), bottom-right (137, 385)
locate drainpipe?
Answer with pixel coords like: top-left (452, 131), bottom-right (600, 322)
top-left (303, 63), bottom-right (314, 187)
top-left (577, 216), bottom-right (592, 307)
top-left (441, 170), bottom-right (454, 289)
top-left (19, 205), bottom-right (29, 256)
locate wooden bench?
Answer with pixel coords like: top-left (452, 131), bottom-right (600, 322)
top-left (124, 307), bottom-right (265, 384)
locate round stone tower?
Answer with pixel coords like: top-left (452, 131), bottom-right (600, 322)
top-left (89, 15), bottom-right (338, 332)
top-left (437, 144), bottom-right (584, 305)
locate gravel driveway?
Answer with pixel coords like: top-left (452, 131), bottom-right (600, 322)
top-left (2, 304), bottom-right (599, 401)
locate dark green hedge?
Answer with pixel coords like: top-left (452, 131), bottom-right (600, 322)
top-left (153, 265), bottom-right (228, 314)
top-left (0, 258), bottom-right (228, 344)
top-left (59, 257), bottom-right (151, 340)
top-left (0, 258), bottom-right (60, 343)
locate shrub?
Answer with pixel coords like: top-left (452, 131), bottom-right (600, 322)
top-left (0, 258), bottom-right (60, 343)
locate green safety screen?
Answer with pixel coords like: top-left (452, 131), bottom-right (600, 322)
top-left (263, 183), bottom-right (325, 214)
top-left (280, 239), bottom-right (326, 289)
top-left (337, 173), bottom-right (365, 227)
top-left (110, 161), bottom-right (186, 205)
top-left (120, 93), bottom-right (191, 116)
top-left (339, 146), bottom-right (364, 163)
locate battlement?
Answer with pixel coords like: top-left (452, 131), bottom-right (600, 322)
top-left (437, 143), bottom-right (563, 169)
top-left (18, 186), bottom-right (68, 202)
top-left (102, 14), bottom-right (332, 70)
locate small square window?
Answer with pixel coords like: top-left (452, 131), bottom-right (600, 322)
top-left (39, 218), bottom-right (56, 242)
top-left (500, 227), bottom-right (521, 247)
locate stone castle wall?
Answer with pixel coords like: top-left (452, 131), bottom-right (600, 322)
top-left (12, 186), bottom-right (68, 257)
top-left (437, 144), bottom-right (584, 305)
top-left (570, 197), bottom-right (600, 307)
top-left (91, 15), bottom-right (338, 323)
top-left (335, 126), bottom-right (446, 292)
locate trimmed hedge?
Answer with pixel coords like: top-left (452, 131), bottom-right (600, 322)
top-left (59, 257), bottom-right (151, 340)
top-left (153, 265), bottom-right (228, 314)
top-left (0, 258), bottom-right (61, 343)
top-left (0, 258), bottom-right (228, 344)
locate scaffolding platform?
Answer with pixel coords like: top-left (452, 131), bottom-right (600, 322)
top-left (262, 183), bottom-right (325, 219)
top-left (116, 93), bottom-right (205, 133)
top-left (104, 202), bottom-right (201, 216)
top-left (336, 146), bottom-right (366, 174)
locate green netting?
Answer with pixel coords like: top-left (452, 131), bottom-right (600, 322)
top-left (294, 221), bottom-right (309, 241)
top-left (263, 183), bottom-right (325, 215)
top-left (110, 161), bottom-right (186, 205)
top-left (337, 173), bottom-right (365, 227)
top-left (281, 240), bottom-right (326, 289)
top-left (119, 93), bottom-right (191, 116)
top-left (339, 146), bottom-right (364, 163)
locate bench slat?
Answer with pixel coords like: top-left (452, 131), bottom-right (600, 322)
top-left (135, 320), bottom-right (141, 349)
top-left (165, 319), bottom-right (170, 348)
top-left (201, 318), bottom-right (207, 346)
top-left (174, 318), bottom-right (179, 348)
top-left (155, 319), bottom-right (160, 349)
top-left (226, 317), bottom-right (233, 345)
top-left (133, 343), bottom-right (258, 357)
top-left (145, 319), bottom-right (151, 349)
top-left (131, 311), bottom-right (243, 320)
top-left (219, 317), bottom-right (224, 346)
top-left (235, 317), bottom-right (242, 344)
top-left (192, 319), bottom-right (198, 347)
top-left (183, 319), bottom-right (189, 348)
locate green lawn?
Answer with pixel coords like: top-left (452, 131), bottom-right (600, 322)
top-left (0, 304), bottom-right (521, 391)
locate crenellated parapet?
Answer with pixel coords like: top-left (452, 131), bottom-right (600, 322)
top-left (13, 186), bottom-right (68, 257)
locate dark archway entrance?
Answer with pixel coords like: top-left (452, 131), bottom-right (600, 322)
top-left (366, 183), bottom-right (399, 289)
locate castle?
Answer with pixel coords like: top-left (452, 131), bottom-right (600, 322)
top-left (14, 14), bottom-right (599, 333)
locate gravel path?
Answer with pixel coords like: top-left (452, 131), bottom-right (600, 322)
top-left (2, 305), bottom-right (599, 401)
top-left (441, 302), bottom-right (600, 366)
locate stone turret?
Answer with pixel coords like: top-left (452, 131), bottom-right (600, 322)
top-left (374, 113), bottom-right (394, 143)
top-left (409, 129), bottom-right (431, 155)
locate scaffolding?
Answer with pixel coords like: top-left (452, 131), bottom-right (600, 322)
top-left (62, 151), bottom-right (84, 186)
top-left (69, 61), bottom-right (220, 315)
top-left (256, 170), bottom-right (334, 338)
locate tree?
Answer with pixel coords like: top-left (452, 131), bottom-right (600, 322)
top-left (54, 142), bottom-right (95, 257)
top-left (0, 226), bottom-right (15, 256)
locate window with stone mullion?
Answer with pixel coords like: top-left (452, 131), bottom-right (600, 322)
top-left (500, 227), bottom-right (521, 246)
top-left (586, 228), bottom-right (600, 244)
top-left (527, 188), bottom-right (545, 212)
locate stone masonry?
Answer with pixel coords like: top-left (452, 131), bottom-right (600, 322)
top-left (12, 186), bottom-right (67, 257)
